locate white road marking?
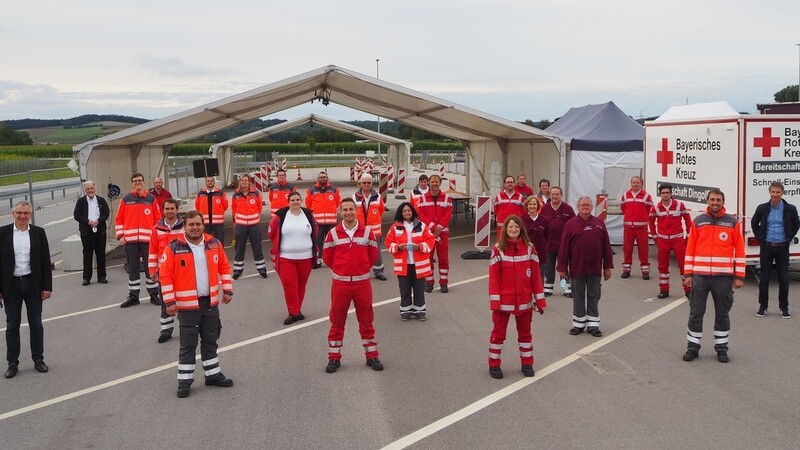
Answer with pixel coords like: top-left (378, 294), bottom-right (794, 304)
top-left (43, 216), bottom-right (75, 227)
top-left (381, 296), bottom-right (688, 450)
top-left (0, 274), bottom-right (488, 421)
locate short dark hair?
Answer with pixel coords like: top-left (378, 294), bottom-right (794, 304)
top-left (288, 191), bottom-right (301, 201)
top-left (131, 172), bottom-right (144, 181)
top-left (277, 169), bottom-right (287, 175)
top-left (769, 182), bottom-right (785, 192)
top-left (707, 188), bottom-right (725, 202)
top-left (428, 174), bottom-right (441, 183)
top-left (184, 210), bottom-right (204, 222)
top-left (658, 183), bottom-right (673, 193)
top-left (163, 198), bottom-right (179, 208)
top-left (418, 174), bottom-right (428, 182)
top-left (394, 202), bottom-right (418, 222)
top-left (340, 197), bottom-right (356, 208)
top-left (538, 178), bottom-right (550, 186)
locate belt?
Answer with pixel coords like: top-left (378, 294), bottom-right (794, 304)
top-left (13, 274), bottom-right (32, 280)
top-left (764, 242), bottom-right (787, 247)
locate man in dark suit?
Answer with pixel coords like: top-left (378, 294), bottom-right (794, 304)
top-left (73, 181), bottom-right (110, 285)
top-left (0, 201), bottom-right (53, 379)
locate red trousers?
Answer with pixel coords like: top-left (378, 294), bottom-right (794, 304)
top-left (327, 280), bottom-right (378, 361)
top-left (425, 234), bottom-right (450, 286)
top-left (488, 310), bottom-right (533, 367)
top-left (656, 238), bottom-right (688, 293)
top-left (277, 257), bottom-right (312, 315)
top-left (623, 226), bottom-right (650, 274)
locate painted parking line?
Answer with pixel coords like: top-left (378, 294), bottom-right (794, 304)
top-left (28, 234), bottom-right (476, 328)
top-left (0, 274), bottom-right (489, 422)
top-left (381, 296), bottom-right (688, 450)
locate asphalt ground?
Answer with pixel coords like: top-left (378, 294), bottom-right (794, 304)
top-left (1, 169), bottom-right (798, 449)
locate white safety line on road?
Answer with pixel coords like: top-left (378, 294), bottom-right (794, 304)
top-left (0, 274), bottom-right (488, 422)
top-left (43, 216), bottom-right (75, 227)
top-left (381, 296), bottom-right (688, 450)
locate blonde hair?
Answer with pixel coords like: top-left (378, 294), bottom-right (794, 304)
top-left (523, 195), bottom-right (541, 211)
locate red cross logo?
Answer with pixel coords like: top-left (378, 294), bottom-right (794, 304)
top-left (656, 138), bottom-right (674, 177)
top-left (754, 127), bottom-right (780, 157)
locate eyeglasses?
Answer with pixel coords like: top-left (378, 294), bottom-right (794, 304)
top-left (361, 182), bottom-right (372, 184)
top-left (14, 211), bottom-right (31, 215)
top-left (132, 179), bottom-right (144, 183)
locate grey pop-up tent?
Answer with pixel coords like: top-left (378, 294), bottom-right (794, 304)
top-left (547, 101), bottom-right (644, 244)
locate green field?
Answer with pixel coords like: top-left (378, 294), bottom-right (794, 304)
top-left (0, 168), bottom-right (75, 186)
top-left (28, 126), bottom-right (106, 144)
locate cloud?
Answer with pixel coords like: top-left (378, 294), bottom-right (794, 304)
top-left (136, 55), bottom-right (238, 78)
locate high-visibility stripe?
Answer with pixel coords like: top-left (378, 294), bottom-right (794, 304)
top-left (331, 273), bottom-right (370, 282)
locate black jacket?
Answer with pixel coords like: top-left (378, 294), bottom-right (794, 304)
top-left (73, 195), bottom-right (110, 235)
top-left (0, 224), bottom-right (53, 298)
top-left (751, 199), bottom-right (800, 244)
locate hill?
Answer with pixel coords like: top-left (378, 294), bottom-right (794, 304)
top-left (2, 114), bottom-right (148, 130)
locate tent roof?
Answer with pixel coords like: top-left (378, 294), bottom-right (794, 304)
top-left (211, 114), bottom-right (410, 150)
top-left (74, 65), bottom-right (560, 151)
top-left (655, 101), bottom-right (739, 121)
top-left (546, 101), bottom-right (643, 152)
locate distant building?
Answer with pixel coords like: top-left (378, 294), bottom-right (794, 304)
top-left (756, 102), bottom-right (800, 114)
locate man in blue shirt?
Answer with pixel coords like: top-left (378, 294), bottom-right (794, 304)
top-left (751, 182), bottom-right (800, 319)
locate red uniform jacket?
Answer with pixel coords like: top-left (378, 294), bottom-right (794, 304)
top-left (232, 187), bottom-right (263, 226)
top-left (148, 216), bottom-right (185, 276)
top-left (306, 183), bottom-right (341, 225)
top-left (385, 219), bottom-right (435, 278)
top-left (621, 189), bottom-right (653, 228)
top-left (149, 187), bottom-right (172, 211)
top-left (323, 221), bottom-right (379, 282)
top-left (416, 190), bottom-right (453, 234)
top-left (160, 234), bottom-right (233, 311)
top-left (268, 181), bottom-right (296, 214)
top-left (353, 189), bottom-right (386, 238)
top-left (195, 188), bottom-right (228, 226)
top-left (493, 190), bottom-right (525, 226)
top-left (489, 239), bottom-right (547, 315)
top-left (684, 207), bottom-right (746, 279)
top-left (115, 189), bottom-right (162, 242)
top-left (649, 199), bottom-right (692, 240)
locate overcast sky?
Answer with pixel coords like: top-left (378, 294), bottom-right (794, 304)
top-left (2, 0), bottom-right (799, 123)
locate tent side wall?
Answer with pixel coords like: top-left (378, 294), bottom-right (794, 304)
top-left (77, 144), bottom-right (170, 227)
top-left (565, 149), bottom-right (643, 244)
top-left (466, 140), bottom-right (562, 199)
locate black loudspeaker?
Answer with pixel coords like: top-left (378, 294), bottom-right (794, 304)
top-left (193, 159), bottom-right (220, 178)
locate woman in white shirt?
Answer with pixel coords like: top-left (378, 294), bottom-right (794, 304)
top-left (268, 191), bottom-right (319, 325)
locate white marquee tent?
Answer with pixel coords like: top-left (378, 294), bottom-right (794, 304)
top-left (72, 65), bottom-right (567, 220)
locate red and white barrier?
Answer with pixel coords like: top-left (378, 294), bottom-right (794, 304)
top-left (474, 195), bottom-right (491, 250)
top-left (350, 166), bottom-right (355, 181)
top-left (439, 160), bottom-right (445, 178)
top-left (449, 178), bottom-right (456, 191)
top-left (379, 172), bottom-right (389, 203)
top-left (252, 165), bottom-right (268, 191)
top-left (387, 166), bottom-right (394, 190)
top-left (296, 165), bottom-right (303, 181)
top-left (281, 158), bottom-right (287, 170)
top-left (266, 161), bottom-right (273, 183)
top-left (395, 168), bottom-right (407, 198)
